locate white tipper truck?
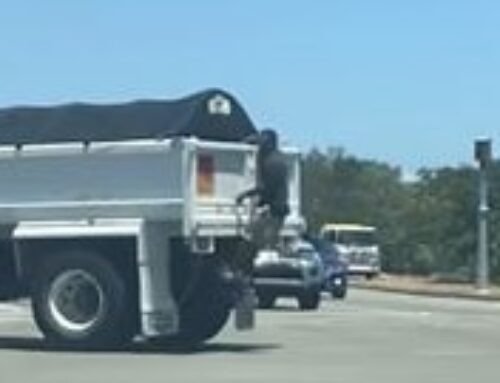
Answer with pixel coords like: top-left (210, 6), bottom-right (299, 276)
top-left (0, 90), bottom-right (303, 348)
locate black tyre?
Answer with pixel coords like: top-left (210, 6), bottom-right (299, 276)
top-left (257, 293), bottom-right (276, 309)
top-left (0, 245), bottom-right (18, 301)
top-left (158, 248), bottom-right (232, 348)
top-left (298, 290), bottom-right (321, 310)
top-left (331, 286), bottom-right (347, 299)
top-left (31, 251), bottom-right (135, 349)
top-left (366, 272), bottom-right (378, 280)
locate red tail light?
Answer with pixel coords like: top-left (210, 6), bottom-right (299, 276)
top-left (197, 154), bottom-right (214, 196)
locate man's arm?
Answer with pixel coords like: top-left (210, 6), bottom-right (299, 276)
top-left (236, 187), bottom-right (263, 205)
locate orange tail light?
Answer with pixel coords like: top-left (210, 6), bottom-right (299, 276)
top-left (197, 154), bottom-right (214, 196)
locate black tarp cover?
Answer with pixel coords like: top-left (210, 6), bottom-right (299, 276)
top-left (0, 89), bottom-right (257, 145)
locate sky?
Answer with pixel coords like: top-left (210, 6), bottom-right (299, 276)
top-left (0, 1), bottom-right (498, 175)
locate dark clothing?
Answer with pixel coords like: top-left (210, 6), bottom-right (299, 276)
top-left (236, 129), bottom-right (289, 250)
top-left (237, 129), bottom-right (290, 219)
top-left (258, 150), bottom-right (290, 218)
top-left (249, 210), bottom-right (285, 250)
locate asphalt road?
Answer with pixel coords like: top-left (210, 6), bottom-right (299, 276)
top-left (1, 289), bottom-right (499, 383)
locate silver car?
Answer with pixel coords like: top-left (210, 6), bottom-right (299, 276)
top-left (253, 240), bottom-right (325, 310)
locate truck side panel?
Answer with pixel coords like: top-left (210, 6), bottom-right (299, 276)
top-left (0, 142), bottom-right (183, 223)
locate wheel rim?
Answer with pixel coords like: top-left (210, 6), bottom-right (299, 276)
top-left (48, 269), bottom-right (105, 333)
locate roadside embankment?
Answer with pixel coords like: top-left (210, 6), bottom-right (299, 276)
top-left (354, 274), bottom-right (500, 301)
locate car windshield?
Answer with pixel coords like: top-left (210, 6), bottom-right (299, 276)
top-left (331, 230), bottom-right (376, 246)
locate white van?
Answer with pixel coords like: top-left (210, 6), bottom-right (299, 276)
top-left (320, 224), bottom-right (380, 279)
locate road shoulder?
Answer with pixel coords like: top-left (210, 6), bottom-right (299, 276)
top-left (355, 274), bottom-right (500, 302)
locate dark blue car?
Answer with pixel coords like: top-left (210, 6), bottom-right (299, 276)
top-left (308, 237), bottom-right (348, 299)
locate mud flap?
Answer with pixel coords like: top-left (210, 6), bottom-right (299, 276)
top-left (138, 221), bottom-right (179, 337)
top-left (234, 277), bottom-right (256, 330)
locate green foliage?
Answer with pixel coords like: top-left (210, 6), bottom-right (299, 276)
top-left (302, 149), bottom-right (500, 280)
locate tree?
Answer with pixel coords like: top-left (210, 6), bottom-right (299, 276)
top-left (301, 148), bottom-right (500, 280)
top-left (302, 148), bottom-right (412, 273)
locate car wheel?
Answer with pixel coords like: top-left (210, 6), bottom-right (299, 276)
top-left (366, 273), bottom-right (378, 280)
top-left (298, 290), bottom-right (321, 310)
top-left (257, 293), bottom-right (276, 309)
top-left (331, 286), bottom-right (347, 299)
top-left (32, 251), bottom-right (135, 349)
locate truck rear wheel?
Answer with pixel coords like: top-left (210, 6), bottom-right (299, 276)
top-left (163, 280), bottom-right (231, 347)
top-left (31, 251), bottom-right (135, 349)
top-left (157, 248), bottom-right (232, 348)
top-left (0, 245), bottom-right (18, 301)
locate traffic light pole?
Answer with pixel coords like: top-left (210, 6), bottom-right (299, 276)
top-left (474, 138), bottom-right (492, 293)
top-left (476, 165), bottom-right (489, 292)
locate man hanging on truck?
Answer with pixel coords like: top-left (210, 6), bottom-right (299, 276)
top-left (237, 128), bottom-right (290, 250)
